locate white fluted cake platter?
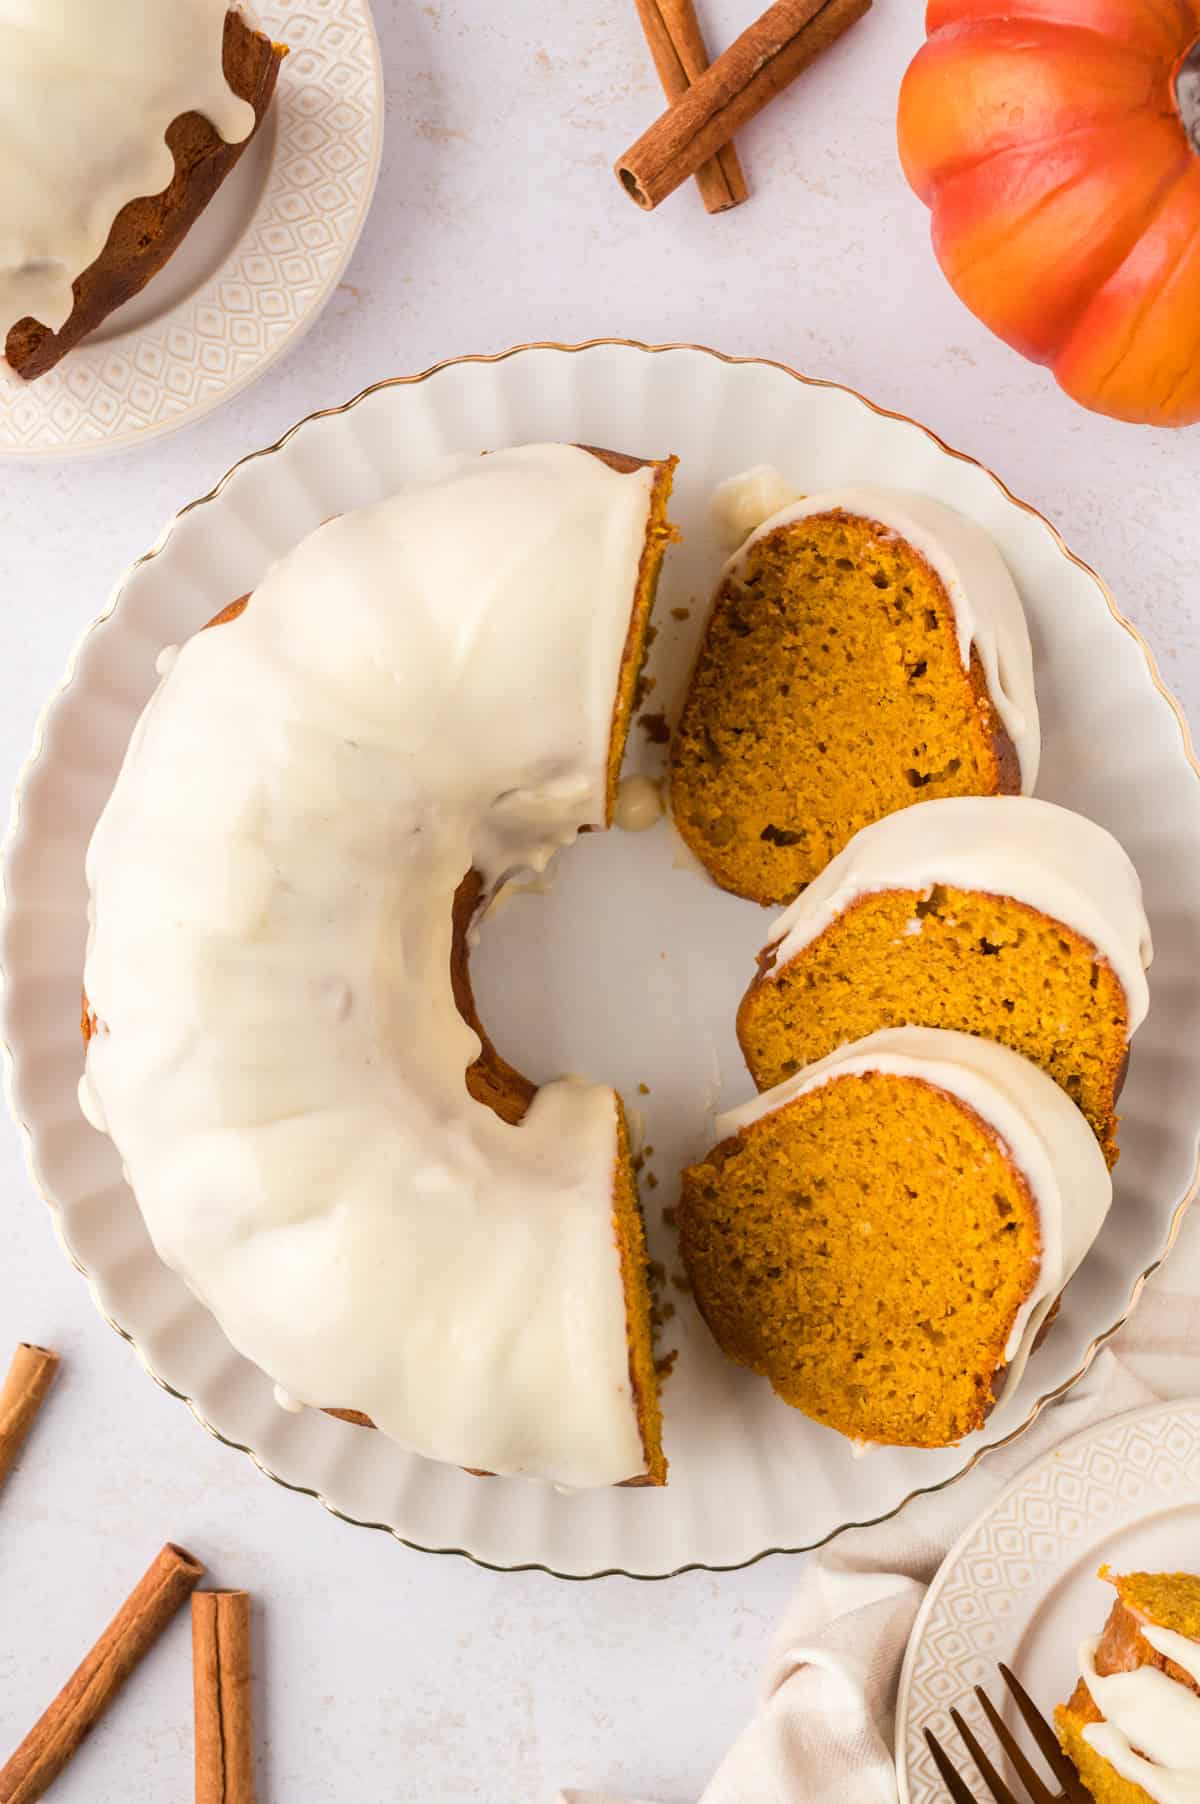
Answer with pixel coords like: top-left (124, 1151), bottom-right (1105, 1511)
top-left (3, 341), bottom-right (1199, 1577)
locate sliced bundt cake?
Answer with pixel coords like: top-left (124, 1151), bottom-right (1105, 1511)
top-left (670, 482), bottom-right (1039, 905)
top-left (1056, 1569), bottom-right (1200, 1803)
top-left (81, 444), bottom-right (675, 1490)
top-left (738, 797), bottom-right (1152, 1166)
top-left (678, 1027), bottom-right (1111, 1449)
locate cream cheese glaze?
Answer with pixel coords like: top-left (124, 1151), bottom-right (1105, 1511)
top-left (712, 472), bottom-right (1041, 792)
top-left (0, 0), bottom-right (255, 341)
top-left (82, 443), bottom-right (659, 1489)
top-left (762, 795), bottom-right (1153, 1033)
top-left (613, 774), bottom-right (663, 832)
top-left (1080, 1627), bottom-right (1200, 1803)
top-left (719, 1026), bottom-right (1113, 1393)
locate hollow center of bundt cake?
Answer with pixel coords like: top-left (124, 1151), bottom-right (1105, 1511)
top-left (670, 515), bottom-right (1002, 905)
top-left (679, 1071), bottom-right (1042, 1448)
top-left (469, 812), bottom-right (763, 1090)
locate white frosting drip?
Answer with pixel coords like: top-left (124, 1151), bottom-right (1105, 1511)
top-left (763, 795), bottom-right (1153, 1034)
top-left (1146, 1625), bottom-right (1200, 1689)
top-left (719, 1026), bottom-right (1112, 1392)
top-left (77, 1072), bottom-right (106, 1133)
top-left (1080, 1630), bottom-right (1200, 1803)
top-left (0, 0), bottom-right (256, 339)
top-left (710, 465), bottom-right (800, 549)
top-left (273, 1384), bottom-right (305, 1414)
top-left (614, 774), bottom-right (663, 832)
top-left (82, 444), bottom-right (658, 1489)
top-left (720, 476), bottom-right (1041, 792)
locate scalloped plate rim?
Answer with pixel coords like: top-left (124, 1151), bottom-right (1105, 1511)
top-left (3, 338), bottom-right (1198, 1579)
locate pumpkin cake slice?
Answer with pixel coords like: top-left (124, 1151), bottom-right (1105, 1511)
top-left (678, 1027), bottom-right (1111, 1450)
top-left (738, 796), bottom-right (1152, 1166)
top-left (1056, 1568), bottom-right (1200, 1803)
top-left (3, 6), bottom-right (285, 381)
top-left (670, 481), bottom-right (1040, 905)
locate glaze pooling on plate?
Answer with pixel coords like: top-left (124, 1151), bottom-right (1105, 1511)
top-left (717, 474), bottom-right (1042, 792)
top-left (81, 443), bottom-right (658, 1490)
top-left (0, 0), bottom-right (255, 342)
top-left (721, 1026), bottom-right (1113, 1390)
top-left (613, 774), bottom-right (663, 831)
top-left (763, 796), bottom-right (1153, 1032)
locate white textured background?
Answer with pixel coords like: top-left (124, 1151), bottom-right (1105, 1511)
top-left (1, 3), bottom-right (1198, 1800)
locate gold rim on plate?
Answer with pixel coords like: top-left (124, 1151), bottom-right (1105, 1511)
top-left (3, 339), bottom-right (1197, 1579)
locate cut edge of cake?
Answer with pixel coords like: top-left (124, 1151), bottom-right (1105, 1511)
top-left (668, 487), bottom-right (1038, 907)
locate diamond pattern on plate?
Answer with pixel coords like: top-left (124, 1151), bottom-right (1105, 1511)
top-left (900, 1404), bottom-right (1200, 1802)
top-left (0, 0), bottom-right (382, 457)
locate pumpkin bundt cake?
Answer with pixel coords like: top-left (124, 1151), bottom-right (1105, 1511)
top-left (2, 2), bottom-right (284, 380)
top-left (738, 796), bottom-right (1152, 1166)
top-left (80, 444), bottom-right (676, 1490)
top-left (1056, 1569), bottom-right (1200, 1803)
top-left (678, 1027), bottom-right (1111, 1449)
top-left (670, 480), bottom-right (1040, 905)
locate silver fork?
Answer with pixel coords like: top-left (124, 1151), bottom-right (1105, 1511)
top-left (924, 1663), bottom-right (1093, 1804)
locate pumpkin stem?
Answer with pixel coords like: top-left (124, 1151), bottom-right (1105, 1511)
top-left (1179, 37), bottom-right (1200, 154)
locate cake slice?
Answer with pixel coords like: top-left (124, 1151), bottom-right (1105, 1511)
top-left (737, 796), bottom-right (1152, 1166)
top-left (678, 1027), bottom-right (1111, 1449)
top-left (1056, 1569), bottom-right (1200, 1802)
top-left (4, 7), bottom-right (285, 381)
top-left (669, 482), bottom-right (1039, 905)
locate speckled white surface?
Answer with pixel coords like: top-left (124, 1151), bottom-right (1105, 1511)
top-left (0, 1), bottom-right (1197, 1799)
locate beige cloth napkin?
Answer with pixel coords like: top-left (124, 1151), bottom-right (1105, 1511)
top-left (559, 1210), bottom-right (1200, 1804)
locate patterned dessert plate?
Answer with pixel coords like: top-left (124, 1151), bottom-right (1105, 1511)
top-left (3, 340), bottom-right (1200, 1576)
top-left (0, 0), bottom-right (383, 458)
top-left (897, 1397), bottom-right (1200, 1801)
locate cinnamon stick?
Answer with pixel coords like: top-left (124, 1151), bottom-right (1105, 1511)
top-left (617, 0), bottom-right (872, 210)
top-left (0, 1345), bottom-right (59, 1492)
top-left (193, 1592), bottom-right (255, 1804)
top-left (633, 0), bottom-right (748, 212)
top-left (0, 1543), bottom-right (205, 1804)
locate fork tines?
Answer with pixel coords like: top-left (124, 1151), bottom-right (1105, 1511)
top-left (924, 1662), bottom-right (1092, 1804)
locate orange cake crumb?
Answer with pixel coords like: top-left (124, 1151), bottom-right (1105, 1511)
top-left (670, 512), bottom-right (1020, 904)
top-left (739, 885), bottom-right (1129, 1164)
top-left (678, 1070), bottom-right (1040, 1448)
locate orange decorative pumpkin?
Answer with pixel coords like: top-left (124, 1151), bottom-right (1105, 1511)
top-left (898, 0), bottom-right (1200, 425)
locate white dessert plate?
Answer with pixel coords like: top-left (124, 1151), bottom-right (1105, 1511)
top-left (4, 340), bottom-right (1199, 1578)
top-left (896, 1397), bottom-right (1200, 1802)
top-left (0, 1), bottom-right (383, 459)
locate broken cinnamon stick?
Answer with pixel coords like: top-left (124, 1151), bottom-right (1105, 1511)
top-left (193, 1591), bottom-right (255, 1804)
top-left (0, 1345), bottom-right (59, 1492)
top-left (617, 0), bottom-right (872, 210)
top-left (0, 1543), bottom-right (205, 1804)
top-left (633, 0), bottom-right (748, 212)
